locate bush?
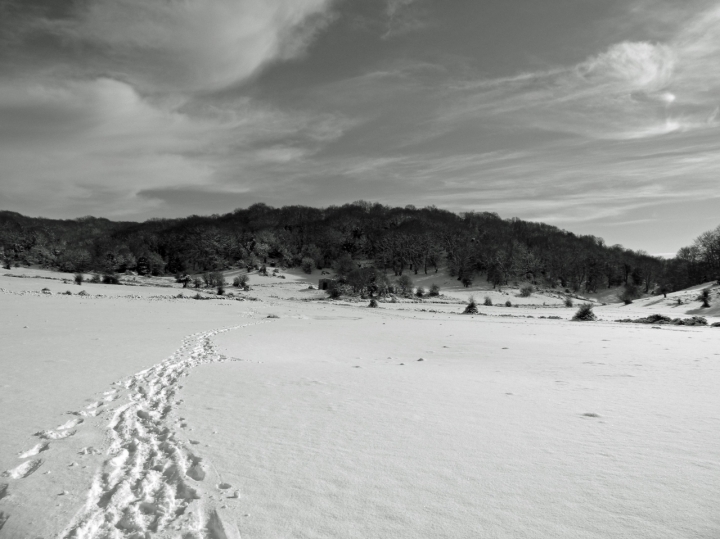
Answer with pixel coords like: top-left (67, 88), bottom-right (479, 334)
top-left (301, 257), bottom-right (314, 274)
top-left (217, 285), bottom-right (225, 295)
top-left (505, 300), bottom-right (512, 307)
top-left (429, 283), bottom-right (440, 296)
top-left (90, 273), bottom-right (101, 283)
top-left (519, 284), bottom-right (534, 297)
top-left (64, 290), bottom-right (73, 295)
top-left (328, 285), bottom-right (342, 299)
top-left (699, 289), bottom-right (711, 308)
top-left (74, 273), bottom-right (84, 285)
top-left (396, 275), bottom-right (414, 296)
top-left (483, 296), bottom-right (492, 306)
top-left (233, 277), bottom-right (241, 287)
top-left (564, 297), bottom-right (573, 308)
top-left (78, 290), bottom-right (88, 296)
top-left (102, 274), bottom-right (120, 285)
top-left (573, 303), bottom-right (597, 321)
top-left (618, 283), bottom-right (640, 305)
top-left (368, 299), bottom-right (378, 308)
top-left (464, 296), bottom-right (478, 314)
top-left (193, 278), bottom-right (202, 289)
top-left (415, 286), bottom-right (425, 298)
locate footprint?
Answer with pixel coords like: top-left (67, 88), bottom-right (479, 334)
top-left (18, 442), bottom-right (50, 459)
top-left (0, 511), bottom-right (8, 531)
top-left (35, 429), bottom-right (76, 440)
top-left (187, 457), bottom-right (206, 481)
top-left (582, 413), bottom-right (600, 418)
top-left (2, 459), bottom-right (43, 479)
top-left (0, 483), bottom-right (7, 500)
top-left (217, 482), bottom-right (232, 490)
top-left (57, 418), bottom-right (84, 430)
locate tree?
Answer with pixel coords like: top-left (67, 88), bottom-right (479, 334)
top-left (396, 274), bottom-right (413, 295)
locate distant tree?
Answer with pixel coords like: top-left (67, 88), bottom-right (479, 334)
top-left (334, 253), bottom-right (356, 281)
top-left (396, 274), bottom-right (414, 296)
top-left (301, 257), bottom-right (314, 274)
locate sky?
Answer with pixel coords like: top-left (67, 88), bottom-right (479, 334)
top-left (1, 0), bottom-right (719, 255)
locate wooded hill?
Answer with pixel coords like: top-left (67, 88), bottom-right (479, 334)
top-left (1, 202), bottom-right (718, 293)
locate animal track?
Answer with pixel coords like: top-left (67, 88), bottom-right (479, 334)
top-left (0, 483), bottom-right (8, 500)
top-left (2, 459), bottom-right (43, 479)
top-left (59, 321), bottom-right (261, 539)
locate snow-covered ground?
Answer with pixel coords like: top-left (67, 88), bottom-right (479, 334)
top-left (1, 268), bottom-right (718, 538)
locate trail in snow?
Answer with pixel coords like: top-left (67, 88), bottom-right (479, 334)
top-left (2, 319), bottom-right (263, 538)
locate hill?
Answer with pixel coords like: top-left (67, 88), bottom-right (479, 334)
top-left (0, 203), bottom-right (717, 295)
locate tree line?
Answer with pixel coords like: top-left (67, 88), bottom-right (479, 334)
top-left (1, 203), bottom-right (717, 293)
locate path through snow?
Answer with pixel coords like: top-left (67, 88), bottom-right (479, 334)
top-left (2, 319), bottom-right (265, 538)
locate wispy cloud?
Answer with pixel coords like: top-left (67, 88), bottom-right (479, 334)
top-left (0, 76), bottom-right (350, 217)
top-left (38, 0), bottom-right (335, 93)
top-left (383, 0), bottom-right (425, 39)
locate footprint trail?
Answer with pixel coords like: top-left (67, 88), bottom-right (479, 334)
top-left (59, 321), bottom-right (261, 539)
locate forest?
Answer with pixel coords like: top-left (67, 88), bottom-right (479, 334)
top-left (1, 202), bottom-right (718, 294)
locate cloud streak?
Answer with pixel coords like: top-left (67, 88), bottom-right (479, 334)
top-left (39, 0), bottom-right (335, 93)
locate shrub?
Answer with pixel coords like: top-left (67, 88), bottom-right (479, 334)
top-left (676, 297), bottom-right (683, 305)
top-left (618, 283), bottom-right (640, 305)
top-left (102, 274), bottom-right (120, 285)
top-left (396, 275), bottom-right (414, 296)
top-left (217, 285), bottom-right (225, 295)
top-left (193, 278), bottom-right (202, 289)
top-left (2, 259), bottom-right (10, 270)
top-left (483, 296), bottom-right (492, 306)
top-left (301, 257), bottom-right (314, 274)
top-left (564, 297), bottom-right (573, 308)
top-left (505, 300), bottom-right (512, 307)
top-left (573, 303), bottom-right (597, 321)
top-left (519, 284), bottom-right (534, 297)
top-left (429, 283), bottom-right (440, 296)
top-left (90, 273), bottom-right (101, 283)
top-left (233, 277), bottom-right (241, 287)
top-left (327, 282), bottom-right (342, 299)
top-left (699, 289), bottom-right (711, 308)
top-left (461, 275), bottom-right (473, 288)
top-left (333, 253), bottom-right (356, 280)
top-left (74, 273), bottom-right (84, 285)
top-left (368, 299), bottom-right (379, 308)
top-left (64, 290), bottom-right (73, 295)
top-left (415, 286), bottom-right (425, 298)
top-left (78, 290), bottom-right (88, 296)
top-left (464, 296), bottom-right (478, 314)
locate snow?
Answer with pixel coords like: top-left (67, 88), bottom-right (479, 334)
top-left (0, 268), bottom-right (719, 538)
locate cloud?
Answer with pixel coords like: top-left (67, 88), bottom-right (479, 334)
top-left (384, 0), bottom-right (425, 38)
top-left (41, 0), bottom-right (335, 93)
top-left (0, 76), bottom-right (350, 217)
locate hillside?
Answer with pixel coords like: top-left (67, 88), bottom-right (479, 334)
top-left (0, 204), bottom-right (717, 297)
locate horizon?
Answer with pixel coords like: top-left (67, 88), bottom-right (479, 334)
top-left (2, 1), bottom-right (719, 255)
